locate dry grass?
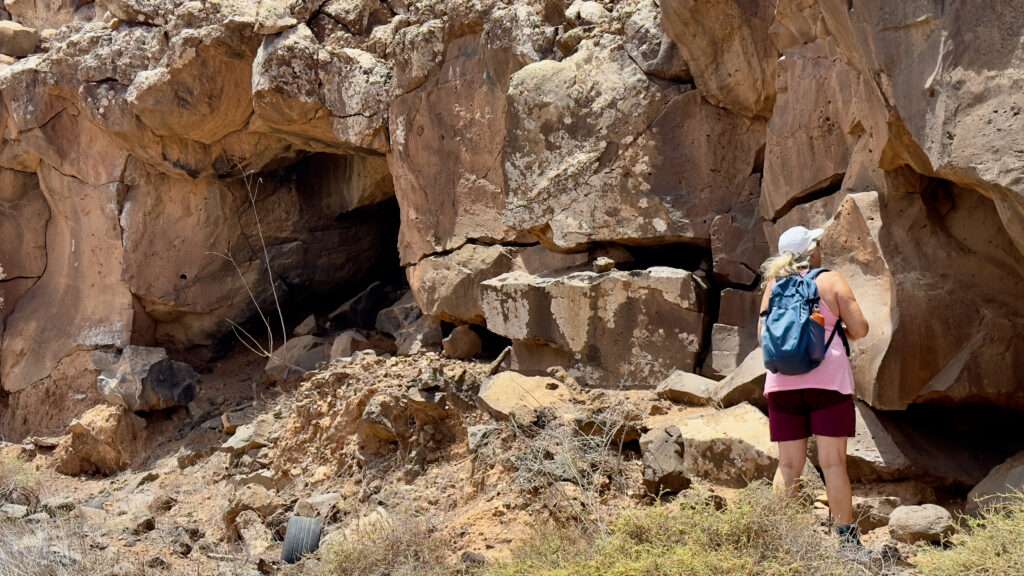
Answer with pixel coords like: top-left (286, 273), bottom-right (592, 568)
top-left (0, 453), bottom-right (39, 510)
top-left (914, 492), bottom-right (1024, 576)
top-left (485, 483), bottom-right (873, 576)
top-left (319, 511), bottom-right (460, 576)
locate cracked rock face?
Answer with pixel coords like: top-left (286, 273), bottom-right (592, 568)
top-left (0, 0), bottom-right (1023, 443)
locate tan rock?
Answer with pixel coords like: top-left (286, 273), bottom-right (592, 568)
top-left (1, 165), bottom-right (133, 395)
top-left (477, 371), bottom-right (579, 424)
top-left (822, 191), bottom-right (1024, 409)
top-left (251, 25), bottom-right (391, 153)
top-left (655, 371), bottom-right (716, 406)
top-left (96, 346), bottom-right (199, 412)
top-left (395, 315), bottom-right (442, 356)
top-left (966, 451), bottom-right (1024, 515)
top-left (0, 168), bottom-right (48, 281)
top-left (639, 425), bottom-right (690, 495)
top-left (888, 504), bottom-right (954, 544)
top-left (236, 510), bottom-right (275, 558)
top-left (408, 245), bottom-right (517, 325)
top-left (265, 336), bottom-right (330, 383)
top-left (844, 401), bottom-right (915, 482)
top-left (853, 495), bottom-right (900, 533)
top-left (0, 20), bottom-right (39, 57)
top-left (661, 0), bottom-right (778, 118)
top-left (442, 325), bottom-right (482, 360)
top-left (389, 22), bottom-right (543, 263)
top-left (54, 404), bottom-right (147, 476)
top-left (481, 267), bottom-right (706, 388)
top-left (505, 39), bottom-right (764, 250)
top-left (330, 329), bottom-right (396, 360)
top-left (623, 0), bottom-right (690, 82)
top-left (713, 348), bottom-right (766, 408)
top-left (3, 0), bottom-right (82, 29)
top-left (223, 485), bottom-right (285, 541)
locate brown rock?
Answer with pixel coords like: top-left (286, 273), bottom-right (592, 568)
top-left (395, 315), bottom-right (442, 356)
top-left (888, 504), bottom-right (954, 544)
top-left (251, 25), bottom-right (391, 153)
top-left (389, 10), bottom-right (550, 263)
top-left (822, 191), bottom-right (1024, 409)
top-left (661, 0), bottom-right (778, 118)
top-left (966, 451), bottom-right (1024, 515)
top-left (330, 329), bottom-right (396, 360)
top-left (265, 336), bottom-right (330, 383)
top-left (0, 21), bottom-right (38, 58)
top-left (505, 38), bottom-right (765, 251)
top-left (96, 346), bottom-right (199, 412)
top-left (655, 371), bottom-right (716, 406)
top-left (844, 401), bottom-right (915, 482)
top-left (853, 495), bottom-right (900, 533)
top-left (639, 425), bottom-right (690, 495)
top-left (408, 245), bottom-right (517, 325)
top-left (713, 348), bottom-right (766, 408)
top-left (442, 325), bottom-right (482, 360)
top-left (624, 0), bottom-right (690, 82)
top-left (477, 371), bottom-right (579, 424)
top-left (55, 405), bottom-right (147, 476)
top-left (223, 485), bottom-right (285, 541)
top-left (481, 267), bottom-right (706, 388)
top-left (1, 166), bottom-right (133, 395)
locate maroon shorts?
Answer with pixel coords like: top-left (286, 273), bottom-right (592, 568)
top-left (766, 388), bottom-right (855, 442)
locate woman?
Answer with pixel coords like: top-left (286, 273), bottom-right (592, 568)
top-left (759, 226), bottom-right (870, 545)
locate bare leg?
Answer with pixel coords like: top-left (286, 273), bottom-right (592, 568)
top-left (816, 435), bottom-right (854, 524)
top-left (776, 438), bottom-right (808, 498)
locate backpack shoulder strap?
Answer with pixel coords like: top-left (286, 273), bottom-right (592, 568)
top-left (805, 268), bottom-right (830, 281)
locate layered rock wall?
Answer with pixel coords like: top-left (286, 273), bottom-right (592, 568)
top-left (0, 0), bottom-right (1022, 437)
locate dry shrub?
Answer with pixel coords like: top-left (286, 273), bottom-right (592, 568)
top-left (915, 492), bottom-right (1024, 576)
top-left (319, 511), bottom-right (460, 576)
top-left (0, 454), bottom-right (39, 509)
top-left (486, 483), bottom-right (874, 576)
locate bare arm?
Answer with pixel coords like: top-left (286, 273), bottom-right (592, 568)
top-left (831, 272), bottom-right (869, 340)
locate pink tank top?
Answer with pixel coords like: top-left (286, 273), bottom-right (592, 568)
top-left (763, 281), bottom-right (855, 396)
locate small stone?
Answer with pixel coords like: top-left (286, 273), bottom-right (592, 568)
top-left (592, 256), bottom-right (616, 273)
top-left (853, 496), bottom-right (900, 533)
top-left (295, 493), bottom-right (340, 518)
top-left (0, 21), bottom-right (38, 58)
top-left (640, 425), bottom-right (690, 495)
top-left (888, 504), bottom-right (955, 544)
top-left (221, 409), bottom-right (252, 435)
top-left (467, 424), bottom-right (500, 452)
top-left (442, 325), bottom-right (482, 360)
top-left (132, 514), bottom-right (157, 535)
top-left (0, 503), bottom-right (29, 519)
top-left (293, 314), bottom-right (318, 336)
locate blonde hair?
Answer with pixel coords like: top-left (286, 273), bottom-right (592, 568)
top-left (760, 250), bottom-right (813, 287)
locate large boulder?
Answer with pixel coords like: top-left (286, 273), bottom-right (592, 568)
top-left (818, 0), bottom-right (1024, 257)
top-left (844, 401), bottom-right (916, 482)
top-left (713, 348), bottom-right (766, 408)
top-left (966, 451), bottom-right (1024, 515)
top-left (0, 21), bottom-right (39, 58)
top-left (644, 403), bottom-right (778, 488)
top-left (481, 267), bottom-right (706, 388)
top-left (54, 405), bottom-right (147, 476)
top-left (477, 371), bottom-right (579, 424)
top-left (655, 371), bottom-right (716, 406)
top-left (388, 10), bottom-right (552, 263)
top-left (822, 191), bottom-right (1024, 409)
top-left (96, 346), bottom-right (199, 412)
top-left (640, 425), bottom-right (690, 495)
top-left (505, 36), bottom-right (765, 251)
top-left (661, 0), bottom-right (778, 118)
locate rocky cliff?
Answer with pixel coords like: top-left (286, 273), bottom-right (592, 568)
top-left (0, 0), bottom-right (1022, 443)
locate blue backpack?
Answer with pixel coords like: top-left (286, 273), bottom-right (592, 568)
top-left (761, 268), bottom-right (847, 375)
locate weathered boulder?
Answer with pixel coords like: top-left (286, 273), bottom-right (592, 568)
top-left (623, 0), bottom-right (690, 82)
top-left (888, 504), bottom-right (954, 544)
top-left (54, 405), bottom-right (147, 476)
top-left (389, 9), bottom-right (551, 263)
top-left (442, 325), bottom-right (482, 360)
top-left (505, 37), bottom-right (765, 251)
top-left (661, 0), bottom-right (778, 118)
top-left (251, 25), bottom-right (391, 153)
top-left (822, 191), bottom-right (1024, 409)
top-left (375, 291), bottom-right (423, 337)
top-left (96, 346), bottom-right (198, 412)
top-left (644, 403), bottom-right (777, 488)
top-left (0, 21), bottom-right (38, 58)
top-left (966, 451), bottom-right (1024, 515)
top-left (408, 245), bottom-right (518, 325)
top-left (713, 348), bottom-right (766, 408)
top-left (853, 495), bottom-right (900, 533)
top-left (639, 425), bottom-right (690, 495)
top-left (395, 315), bottom-right (443, 356)
top-left (655, 371), bottom-right (716, 406)
top-left (481, 267), bottom-right (706, 388)
top-left (1, 166), bottom-right (134, 396)
top-left (477, 371), bottom-right (579, 424)
top-left (223, 485), bottom-right (286, 541)
top-left (265, 336), bottom-right (330, 383)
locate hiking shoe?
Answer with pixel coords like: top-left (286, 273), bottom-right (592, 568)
top-left (835, 523), bottom-right (873, 565)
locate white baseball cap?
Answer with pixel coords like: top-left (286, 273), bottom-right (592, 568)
top-left (777, 226), bottom-right (824, 255)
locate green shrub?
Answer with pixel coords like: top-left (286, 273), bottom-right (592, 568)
top-left (915, 493), bottom-right (1024, 576)
top-left (487, 483), bottom-right (869, 576)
